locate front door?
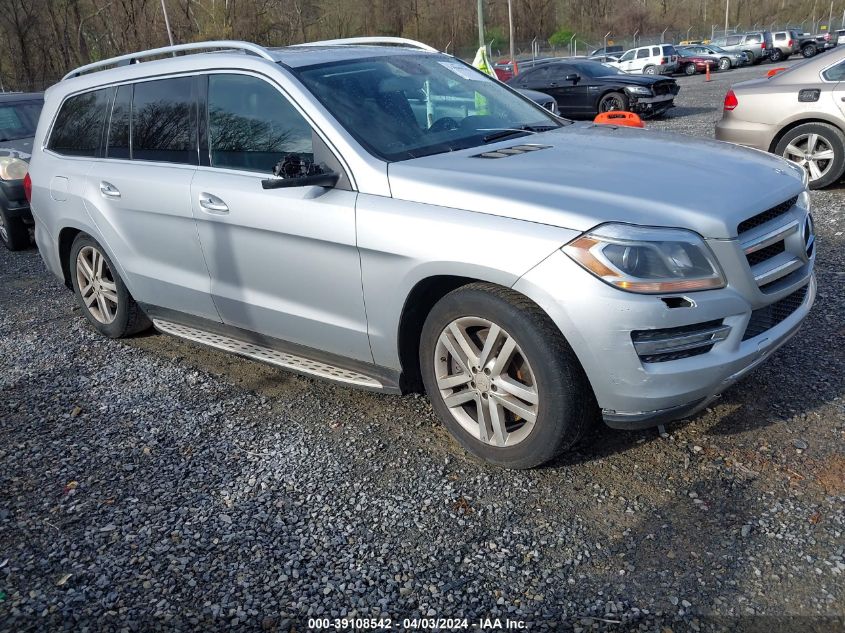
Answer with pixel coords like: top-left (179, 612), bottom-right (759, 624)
top-left (190, 72), bottom-right (372, 362)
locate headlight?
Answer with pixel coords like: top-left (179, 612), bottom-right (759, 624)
top-left (563, 223), bottom-right (726, 293)
top-left (625, 86), bottom-right (652, 95)
top-left (0, 157), bottom-right (28, 181)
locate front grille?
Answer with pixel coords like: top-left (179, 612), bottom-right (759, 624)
top-left (653, 82), bottom-right (673, 96)
top-left (742, 284), bottom-right (808, 340)
top-left (737, 196), bottom-right (797, 235)
top-left (746, 240), bottom-right (786, 267)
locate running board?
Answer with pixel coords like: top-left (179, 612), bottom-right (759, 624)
top-left (153, 319), bottom-right (384, 389)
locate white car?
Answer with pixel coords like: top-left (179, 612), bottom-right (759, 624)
top-left (610, 45), bottom-right (679, 75)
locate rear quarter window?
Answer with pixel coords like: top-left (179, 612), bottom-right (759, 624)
top-left (822, 61), bottom-right (845, 81)
top-left (47, 89), bottom-right (110, 157)
top-left (132, 77), bottom-right (196, 165)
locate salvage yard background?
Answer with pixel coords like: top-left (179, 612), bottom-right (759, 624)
top-left (1, 60), bottom-right (844, 631)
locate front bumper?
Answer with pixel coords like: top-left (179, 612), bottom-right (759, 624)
top-left (514, 250), bottom-right (816, 430)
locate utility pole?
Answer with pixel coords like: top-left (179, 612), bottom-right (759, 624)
top-left (828, 1), bottom-right (834, 30)
top-left (724, 0), bottom-right (730, 36)
top-left (161, 0), bottom-right (175, 47)
top-left (477, 0), bottom-right (485, 50)
top-left (507, 0), bottom-right (515, 71)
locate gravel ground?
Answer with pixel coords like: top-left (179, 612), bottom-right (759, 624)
top-left (2, 60), bottom-right (844, 632)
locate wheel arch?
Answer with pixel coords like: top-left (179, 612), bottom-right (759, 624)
top-left (768, 116), bottom-right (845, 153)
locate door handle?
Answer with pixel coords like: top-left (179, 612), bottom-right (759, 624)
top-left (198, 193), bottom-right (229, 214)
top-left (99, 181), bottom-right (121, 198)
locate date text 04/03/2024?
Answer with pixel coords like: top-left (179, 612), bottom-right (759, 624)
top-left (307, 617), bottom-right (527, 630)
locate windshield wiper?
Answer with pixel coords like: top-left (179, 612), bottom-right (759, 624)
top-left (481, 125), bottom-right (557, 144)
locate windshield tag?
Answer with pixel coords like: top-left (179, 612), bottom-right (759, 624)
top-left (438, 61), bottom-right (485, 81)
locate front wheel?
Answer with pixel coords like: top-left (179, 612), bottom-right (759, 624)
top-left (69, 234), bottom-right (151, 338)
top-left (684, 63), bottom-right (697, 76)
top-left (775, 123), bottom-right (845, 189)
top-left (719, 57), bottom-right (731, 70)
top-left (770, 49), bottom-right (783, 62)
top-left (420, 283), bottom-right (595, 469)
top-left (0, 209), bottom-right (30, 251)
top-left (598, 91), bottom-right (628, 113)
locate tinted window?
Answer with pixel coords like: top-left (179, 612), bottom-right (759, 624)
top-left (207, 74), bottom-right (313, 173)
top-left (132, 77), bottom-right (195, 164)
top-left (822, 60), bottom-right (845, 81)
top-left (637, 49), bottom-right (650, 59)
top-left (662, 45), bottom-right (676, 55)
top-left (775, 33), bottom-right (786, 40)
top-left (0, 100), bottom-right (42, 142)
top-left (48, 90), bottom-right (109, 157)
top-left (107, 84), bottom-right (131, 159)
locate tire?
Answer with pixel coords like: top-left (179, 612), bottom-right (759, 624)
top-left (719, 57), bottom-right (731, 70)
top-left (598, 91), bottom-right (628, 113)
top-left (419, 283), bottom-right (596, 469)
top-left (803, 44), bottom-right (817, 58)
top-left (0, 209), bottom-right (30, 251)
top-left (69, 234), bottom-right (151, 338)
top-left (770, 49), bottom-right (783, 62)
top-left (643, 65), bottom-right (656, 75)
top-left (684, 63), bottom-right (697, 76)
top-left (774, 122), bottom-right (845, 189)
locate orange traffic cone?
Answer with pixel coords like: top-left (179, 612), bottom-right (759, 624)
top-left (706, 62), bottom-right (711, 82)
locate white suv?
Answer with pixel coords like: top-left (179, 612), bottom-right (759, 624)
top-left (611, 45), bottom-right (679, 75)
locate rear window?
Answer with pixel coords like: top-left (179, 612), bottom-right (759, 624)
top-left (0, 100), bottom-right (42, 143)
top-left (131, 77), bottom-right (195, 165)
top-left (48, 89), bottom-right (110, 157)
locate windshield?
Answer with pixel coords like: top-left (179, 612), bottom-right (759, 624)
top-left (0, 100), bottom-right (42, 142)
top-left (294, 54), bottom-right (562, 161)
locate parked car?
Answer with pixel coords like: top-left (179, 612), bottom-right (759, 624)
top-left (588, 45), bottom-right (623, 57)
top-left (716, 45), bottom-right (845, 188)
top-left (28, 38), bottom-right (815, 468)
top-left (794, 31), bottom-right (835, 58)
top-left (506, 59), bottom-right (679, 118)
top-left (675, 51), bottom-right (718, 75)
top-left (609, 44), bottom-right (679, 74)
top-left (710, 31), bottom-right (773, 64)
top-left (679, 43), bottom-right (748, 70)
top-left (493, 58), bottom-right (553, 82)
top-left (770, 31), bottom-right (797, 62)
top-left (516, 88), bottom-right (560, 115)
top-left (814, 31), bottom-right (837, 52)
top-left (836, 29), bottom-right (845, 45)
top-left (0, 92), bottom-right (44, 250)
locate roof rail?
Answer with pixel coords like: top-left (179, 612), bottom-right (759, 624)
top-left (293, 36), bottom-right (439, 53)
top-left (63, 40), bottom-right (275, 81)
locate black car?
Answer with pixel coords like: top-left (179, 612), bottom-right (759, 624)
top-left (506, 59), bottom-right (679, 119)
top-left (0, 92), bottom-right (43, 250)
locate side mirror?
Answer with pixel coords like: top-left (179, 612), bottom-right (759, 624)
top-left (565, 73), bottom-right (580, 82)
top-left (262, 171), bottom-right (339, 190)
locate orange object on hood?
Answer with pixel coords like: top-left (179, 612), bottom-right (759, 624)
top-left (593, 111), bottom-right (645, 128)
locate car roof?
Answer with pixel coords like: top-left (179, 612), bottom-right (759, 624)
top-left (0, 92), bottom-right (44, 103)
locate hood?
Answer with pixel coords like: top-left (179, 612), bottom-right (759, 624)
top-left (0, 139), bottom-right (34, 159)
top-left (387, 124), bottom-right (805, 240)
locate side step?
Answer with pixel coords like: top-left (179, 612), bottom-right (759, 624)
top-left (153, 319), bottom-right (384, 389)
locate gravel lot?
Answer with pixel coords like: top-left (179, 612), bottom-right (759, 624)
top-left (2, 60), bottom-right (844, 632)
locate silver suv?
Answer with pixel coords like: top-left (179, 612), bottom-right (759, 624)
top-left (27, 39), bottom-right (816, 468)
top-left (710, 31), bottom-right (773, 64)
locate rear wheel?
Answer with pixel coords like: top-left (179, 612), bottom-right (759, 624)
top-left (775, 122), bottom-right (845, 189)
top-left (598, 91), bottom-right (628, 113)
top-left (69, 234), bottom-right (151, 338)
top-left (420, 283), bottom-right (595, 469)
top-left (770, 49), bottom-right (783, 62)
top-left (0, 209), bottom-right (30, 251)
top-left (803, 43), bottom-right (817, 58)
top-left (719, 57), bottom-right (731, 70)
top-left (684, 63), bottom-right (697, 75)
top-left (643, 65), bottom-right (657, 75)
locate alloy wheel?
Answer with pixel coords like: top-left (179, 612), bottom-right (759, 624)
top-left (0, 213), bottom-right (7, 244)
top-left (434, 317), bottom-right (539, 448)
top-left (782, 133), bottom-right (836, 183)
top-left (76, 246), bottom-right (119, 324)
top-left (599, 96), bottom-right (624, 112)
top-left (719, 58), bottom-right (731, 70)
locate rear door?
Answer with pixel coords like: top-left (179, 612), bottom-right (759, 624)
top-left (84, 77), bottom-right (219, 320)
